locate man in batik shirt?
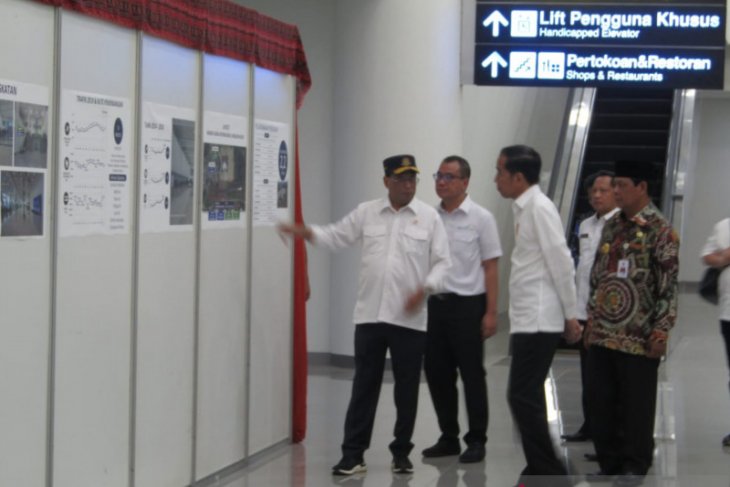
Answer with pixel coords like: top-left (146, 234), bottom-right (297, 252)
top-left (585, 160), bottom-right (679, 487)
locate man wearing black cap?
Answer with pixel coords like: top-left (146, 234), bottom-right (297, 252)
top-left (278, 154), bottom-right (451, 477)
top-left (585, 161), bottom-right (679, 487)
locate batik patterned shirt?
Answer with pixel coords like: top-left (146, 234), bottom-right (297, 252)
top-left (586, 203), bottom-right (679, 356)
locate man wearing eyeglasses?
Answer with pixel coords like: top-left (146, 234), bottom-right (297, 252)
top-left (278, 154), bottom-right (451, 477)
top-left (421, 155), bottom-right (502, 464)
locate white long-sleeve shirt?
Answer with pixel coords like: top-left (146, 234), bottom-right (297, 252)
top-left (310, 197), bottom-right (451, 331)
top-left (509, 185), bottom-right (577, 333)
top-left (575, 208), bottom-right (619, 320)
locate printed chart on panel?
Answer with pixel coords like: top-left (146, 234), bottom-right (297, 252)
top-left (58, 90), bottom-right (131, 237)
top-left (0, 79), bottom-right (49, 238)
top-left (202, 111), bottom-right (247, 228)
top-left (140, 102), bottom-right (196, 233)
top-left (252, 120), bottom-right (290, 226)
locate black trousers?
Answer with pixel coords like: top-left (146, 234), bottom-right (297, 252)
top-left (341, 322), bottom-right (426, 460)
top-left (722, 320), bottom-right (730, 391)
top-left (587, 345), bottom-right (660, 475)
top-left (577, 320), bottom-right (591, 436)
top-left (424, 293), bottom-right (488, 446)
top-left (508, 332), bottom-right (567, 476)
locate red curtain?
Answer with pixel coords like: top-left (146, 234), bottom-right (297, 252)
top-left (34, 0), bottom-right (311, 107)
top-left (33, 0), bottom-right (311, 441)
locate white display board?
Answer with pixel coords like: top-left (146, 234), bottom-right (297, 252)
top-left (0, 1), bottom-right (54, 485)
top-left (195, 53), bottom-right (251, 479)
top-left (134, 34), bottom-right (198, 487)
top-left (53, 11), bottom-right (136, 487)
top-left (248, 66), bottom-right (295, 454)
top-left (1, 4), bottom-right (297, 486)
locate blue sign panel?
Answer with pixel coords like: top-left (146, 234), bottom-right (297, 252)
top-left (474, 1), bottom-right (726, 88)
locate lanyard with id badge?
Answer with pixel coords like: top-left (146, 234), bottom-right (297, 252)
top-left (617, 242), bottom-right (630, 279)
top-left (616, 229), bottom-right (645, 279)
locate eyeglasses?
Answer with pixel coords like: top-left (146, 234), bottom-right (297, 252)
top-left (390, 174), bottom-right (419, 184)
top-left (433, 172), bottom-right (462, 182)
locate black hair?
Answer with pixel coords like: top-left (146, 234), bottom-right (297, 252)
top-left (441, 155), bottom-right (471, 179)
top-left (499, 145), bottom-right (541, 185)
top-left (583, 170), bottom-right (615, 192)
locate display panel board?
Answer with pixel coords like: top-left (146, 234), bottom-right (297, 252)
top-left (54, 11), bottom-right (136, 487)
top-left (195, 53), bottom-right (250, 480)
top-left (472, 0), bottom-right (726, 88)
top-left (0, 2), bottom-right (54, 485)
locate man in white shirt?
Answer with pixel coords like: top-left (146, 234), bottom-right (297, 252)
top-left (701, 217), bottom-right (730, 448)
top-left (493, 145), bottom-right (581, 483)
top-left (278, 154), bottom-right (451, 477)
top-left (422, 155), bottom-right (502, 464)
top-left (562, 170), bottom-right (618, 444)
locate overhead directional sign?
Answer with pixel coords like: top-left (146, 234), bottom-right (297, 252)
top-left (473, 1), bottom-right (726, 88)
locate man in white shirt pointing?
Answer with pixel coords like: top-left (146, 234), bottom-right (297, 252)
top-left (278, 154), bottom-right (451, 477)
top-left (494, 145), bottom-right (581, 485)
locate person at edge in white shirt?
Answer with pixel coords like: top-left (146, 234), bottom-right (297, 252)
top-left (421, 155), bottom-right (502, 465)
top-left (493, 144), bottom-right (581, 486)
top-left (561, 170), bottom-right (619, 448)
top-left (277, 154), bottom-right (451, 477)
top-left (701, 217), bottom-right (730, 448)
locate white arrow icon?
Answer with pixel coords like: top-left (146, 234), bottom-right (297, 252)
top-left (481, 52), bottom-right (507, 78)
top-left (482, 10), bottom-right (509, 37)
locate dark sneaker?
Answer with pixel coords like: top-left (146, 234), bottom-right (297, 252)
top-left (723, 433), bottom-right (730, 447)
top-left (421, 441), bottom-right (461, 457)
top-left (332, 457), bottom-right (367, 476)
top-left (613, 472), bottom-right (645, 487)
top-left (458, 443), bottom-right (485, 463)
top-left (391, 455), bottom-right (414, 474)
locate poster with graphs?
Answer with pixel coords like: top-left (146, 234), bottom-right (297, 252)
top-left (58, 89), bottom-right (132, 237)
top-left (140, 102), bottom-right (196, 233)
top-left (252, 119), bottom-right (290, 227)
top-left (0, 78), bottom-right (49, 238)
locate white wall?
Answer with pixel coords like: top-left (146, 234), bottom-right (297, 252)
top-left (234, 0), bottom-right (335, 354)
top-left (680, 92), bottom-right (730, 282)
top-left (237, 0), bottom-right (573, 356)
top-left (328, 0), bottom-right (464, 355)
top-left (461, 86), bottom-right (570, 312)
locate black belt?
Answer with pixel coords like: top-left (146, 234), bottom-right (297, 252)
top-left (430, 292), bottom-right (484, 301)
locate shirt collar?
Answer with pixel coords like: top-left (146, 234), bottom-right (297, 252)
top-left (599, 207), bottom-right (620, 222)
top-left (513, 184), bottom-right (541, 211)
top-left (438, 194), bottom-right (472, 215)
top-left (619, 202), bottom-right (656, 227)
top-left (380, 197), bottom-right (418, 215)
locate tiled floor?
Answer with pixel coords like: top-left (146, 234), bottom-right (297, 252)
top-left (213, 292), bottom-right (730, 486)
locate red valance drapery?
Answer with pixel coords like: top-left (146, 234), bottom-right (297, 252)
top-left (30, 0), bottom-right (311, 442)
top-left (33, 0), bottom-right (312, 108)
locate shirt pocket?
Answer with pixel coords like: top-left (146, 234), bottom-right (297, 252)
top-left (453, 229), bottom-right (478, 256)
top-left (362, 224), bottom-right (387, 255)
top-left (402, 226), bottom-right (429, 256)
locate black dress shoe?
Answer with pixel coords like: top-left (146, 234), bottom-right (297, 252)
top-left (560, 431), bottom-right (589, 442)
top-left (421, 441), bottom-right (460, 458)
top-left (584, 452), bottom-right (599, 462)
top-left (613, 471), bottom-right (644, 487)
top-left (458, 443), bottom-right (485, 463)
